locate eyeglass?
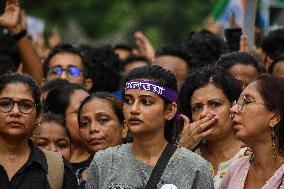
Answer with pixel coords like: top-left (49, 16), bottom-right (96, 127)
top-left (233, 95), bottom-right (270, 112)
top-left (0, 97), bottom-right (36, 114)
top-left (48, 66), bottom-right (81, 78)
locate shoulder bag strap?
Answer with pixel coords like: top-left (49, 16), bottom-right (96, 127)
top-left (44, 150), bottom-right (64, 189)
top-left (144, 143), bottom-right (177, 189)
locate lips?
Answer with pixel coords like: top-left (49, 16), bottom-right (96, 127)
top-left (128, 117), bottom-right (143, 125)
top-left (87, 138), bottom-right (102, 145)
top-left (232, 120), bottom-right (242, 130)
top-left (6, 121), bottom-right (24, 128)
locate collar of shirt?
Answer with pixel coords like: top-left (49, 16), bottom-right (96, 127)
top-left (25, 140), bottom-right (48, 173)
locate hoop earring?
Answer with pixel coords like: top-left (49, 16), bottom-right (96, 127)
top-left (272, 128), bottom-right (278, 159)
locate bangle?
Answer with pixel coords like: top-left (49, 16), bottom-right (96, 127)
top-left (11, 30), bottom-right (27, 42)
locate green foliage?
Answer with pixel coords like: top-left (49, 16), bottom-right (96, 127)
top-left (15, 0), bottom-right (217, 48)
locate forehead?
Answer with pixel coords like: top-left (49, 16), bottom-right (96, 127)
top-left (38, 121), bottom-right (69, 138)
top-left (0, 83), bottom-right (33, 100)
top-left (191, 83), bottom-right (227, 103)
top-left (229, 64), bottom-right (258, 84)
top-left (82, 98), bottom-right (115, 115)
top-left (154, 55), bottom-right (188, 71)
top-left (240, 81), bottom-right (261, 98)
top-left (69, 89), bottom-right (89, 107)
top-left (49, 52), bottom-right (83, 69)
top-left (273, 61), bottom-right (284, 78)
top-left (125, 89), bottom-right (161, 99)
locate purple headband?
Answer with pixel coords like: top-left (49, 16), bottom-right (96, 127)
top-left (125, 79), bottom-right (180, 121)
top-left (125, 79), bottom-right (178, 101)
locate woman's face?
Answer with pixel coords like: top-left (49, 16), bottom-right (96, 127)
top-left (190, 83), bottom-right (233, 141)
top-left (230, 81), bottom-right (275, 143)
top-left (124, 89), bottom-right (174, 137)
top-left (33, 121), bottom-right (71, 160)
top-left (65, 89), bottom-right (89, 144)
top-left (79, 98), bottom-right (127, 154)
top-left (0, 83), bottom-right (39, 139)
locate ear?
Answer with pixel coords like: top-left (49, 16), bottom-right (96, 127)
top-left (165, 102), bottom-right (178, 121)
top-left (269, 112), bottom-right (281, 128)
top-left (122, 121), bottom-right (129, 139)
top-left (84, 78), bottom-right (93, 90)
top-left (35, 112), bottom-right (42, 126)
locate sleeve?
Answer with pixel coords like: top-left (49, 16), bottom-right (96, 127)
top-left (62, 157), bottom-right (79, 189)
top-left (193, 162), bottom-right (215, 189)
top-left (85, 159), bottom-right (100, 189)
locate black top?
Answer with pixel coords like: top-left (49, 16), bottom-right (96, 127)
top-left (71, 155), bottom-right (93, 172)
top-left (0, 141), bottom-right (78, 189)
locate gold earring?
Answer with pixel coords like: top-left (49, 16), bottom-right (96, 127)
top-left (272, 128), bottom-right (278, 159)
top-left (269, 121), bottom-right (276, 128)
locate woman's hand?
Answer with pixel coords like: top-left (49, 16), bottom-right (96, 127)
top-left (179, 114), bottom-right (217, 151)
top-left (132, 31), bottom-right (155, 62)
top-left (239, 35), bottom-right (249, 53)
top-left (0, 0), bottom-right (21, 34)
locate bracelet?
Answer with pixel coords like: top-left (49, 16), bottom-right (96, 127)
top-left (11, 29), bottom-right (27, 42)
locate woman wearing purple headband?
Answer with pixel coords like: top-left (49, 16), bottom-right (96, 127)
top-left (86, 65), bottom-right (214, 189)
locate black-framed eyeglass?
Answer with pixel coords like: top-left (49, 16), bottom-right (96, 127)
top-left (0, 97), bottom-right (36, 114)
top-left (48, 66), bottom-right (81, 78)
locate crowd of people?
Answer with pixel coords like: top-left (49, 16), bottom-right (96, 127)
top-left (1, 0), bottom-right (284, 189)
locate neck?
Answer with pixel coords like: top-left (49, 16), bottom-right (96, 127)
top-left (202, 132), bottom-right (243, 160)
top-left (132, 132), bottom-right (168, 166)
top-left (250, 140), bottom-right (284, 170)
top-left (0, 136), bottom-right (30, 160)
top-left (70, 143), bottom-right (90, 163)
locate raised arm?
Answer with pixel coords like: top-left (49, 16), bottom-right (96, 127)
top-left (0, 0), bottom-right (43, 83)
top-left (133, 31), bottom-right (155, 62)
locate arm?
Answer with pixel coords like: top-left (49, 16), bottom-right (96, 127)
top-left (193, 163), bottom-right (215, 189)
top-left (85, 160), bottom-right (99, 189)
top-left (132, 31), bottom-right (155, 62)
top-left (0, 0), bottom-right (43, 83)
top-left (239, 35), bottom-right (249, 53)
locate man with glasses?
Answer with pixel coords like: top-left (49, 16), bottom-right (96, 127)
top-left (42, 44), bottom-right (93, 90)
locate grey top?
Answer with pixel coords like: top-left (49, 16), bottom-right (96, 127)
top-left (86, 143), bottom-right (214, 189)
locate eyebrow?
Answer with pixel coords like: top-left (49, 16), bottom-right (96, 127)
top-left (125, 93), bottom-right (156, 98)
top-left (56, 138), bottom-right (70, 143)
top-left (191, 98), bottom-right (222, 104)
top-left (0, 97), bottom-right (34, 101)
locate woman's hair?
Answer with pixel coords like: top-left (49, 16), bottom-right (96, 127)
top-left (216, 52), bottom-right (265, 73)
top-left (41, 79), bottom-right (70, 92)
top-left (39, 111), bottom-right (70, 139)
top-left (78, 92), bottom-right (124, 127)
top-left (0, 72), bottom-right (41, 115)
top-left (44, 83), bottom-right (88, 118)
top-left (178, 65), bottom-right (242, 120)
top-left (125, 65), bottom-right (179, 143)
top-left (255, 74), bottom-right (284, 153)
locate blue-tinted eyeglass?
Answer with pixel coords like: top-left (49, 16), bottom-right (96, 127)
top-left (49, 66), bottom-right (81, 78)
